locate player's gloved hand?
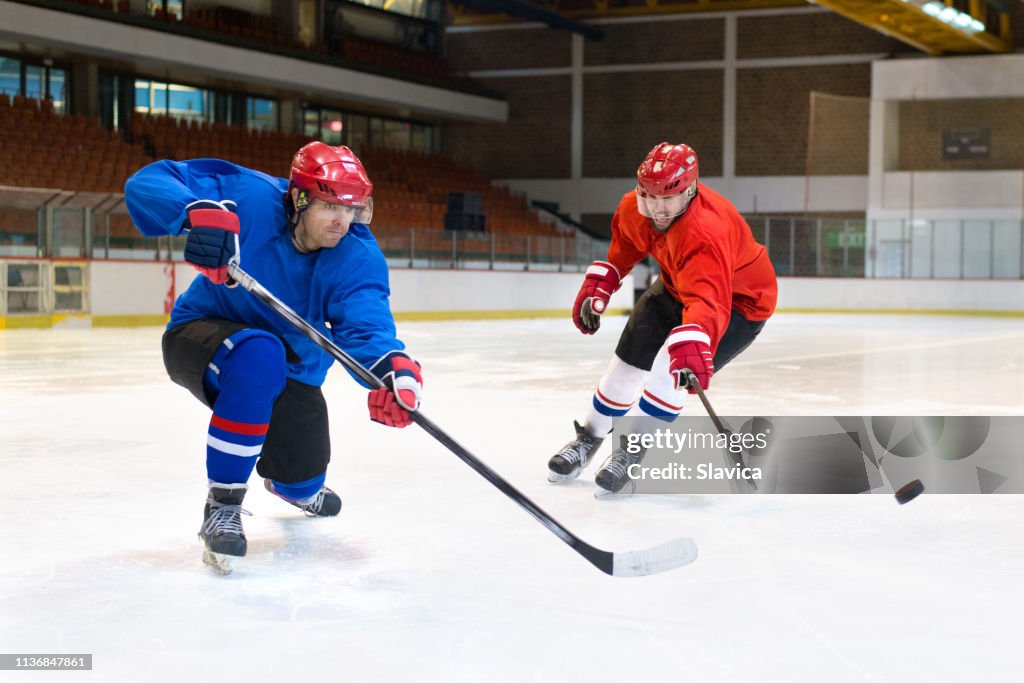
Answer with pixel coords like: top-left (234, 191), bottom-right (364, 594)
top-left (368, 352), bottom-right (423, 428)
top-left (572, 261), bottom-right (622, 334)
top-left (667, 323), bottom-right (714, 393)
top-left (183, 199), bottom-right (239, 285)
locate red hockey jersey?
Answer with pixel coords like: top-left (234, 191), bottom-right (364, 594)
top-left (607, 184), bottom-right (777, 353)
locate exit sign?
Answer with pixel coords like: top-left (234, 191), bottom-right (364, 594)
top-left (943, 128), bottom-right (990, 159)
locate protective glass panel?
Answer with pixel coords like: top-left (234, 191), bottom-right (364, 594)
top-left (909, 220), bottom-right (932, 279)
top-left (992, 221), bottom-right (1022, 279)
top-left (931, 221), bottom-right (962, 278)
top-left (962, 220), bottom-right (992, 278)
top-left (53, 208), bottom-right (86, 258)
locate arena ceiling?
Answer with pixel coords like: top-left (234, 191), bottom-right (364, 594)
top-left (450, 0), bottom-right (1014, 54)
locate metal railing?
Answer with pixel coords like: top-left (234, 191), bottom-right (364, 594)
top-left (4, 189), bottom-right (1022, 280)
top-left (746, 216), bottom-right (867, 278)
top-left (868, 218), bottom-right (1024, 279)
top-left (373, 227), bottom-right (606, 271)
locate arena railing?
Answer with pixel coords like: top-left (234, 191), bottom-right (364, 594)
top-left (2, 190), bottom-right (1021, 280)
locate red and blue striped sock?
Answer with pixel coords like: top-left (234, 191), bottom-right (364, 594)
top-left (206, 414), bottom-right (268, 485)
top-left (202, 332), bottom-right (286, 485)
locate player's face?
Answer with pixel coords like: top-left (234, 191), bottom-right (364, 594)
top-left (636, 182), bottom-right (696, 231)
top-left (293, 195), bottom-right (358, 251)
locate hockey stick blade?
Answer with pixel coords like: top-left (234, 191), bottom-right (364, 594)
top-left (229, 264), bottom-right (699, 577)
top-left (607, 536), bottom-right (699, 577)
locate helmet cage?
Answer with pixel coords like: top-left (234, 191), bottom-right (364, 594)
top-left (635, 181), bottom-right (696, 225)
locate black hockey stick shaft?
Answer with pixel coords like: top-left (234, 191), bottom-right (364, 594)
top-left (682, 369), bottom-right (730, 435)
top-left (228, 264), bottom-right (695, 576)
top-left (683, 369), bottom-right (757, 492)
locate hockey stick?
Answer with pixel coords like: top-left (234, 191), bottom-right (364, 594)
top-left (228, 264), bottom-right (697, 577)
top-left (683, 369), bottom-right (758, 492)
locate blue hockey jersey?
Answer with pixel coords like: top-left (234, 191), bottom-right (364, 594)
top-left (125, 158), bottom-right (405, 388)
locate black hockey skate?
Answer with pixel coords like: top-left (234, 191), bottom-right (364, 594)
top-left (199, 484), bottom-right (251, 575)
top-left (547, 421), bottom-right (604, 483)
top-left (595, 436), bottom-right (648, 495)
top-left (264, 479), bottom-right (342, 517)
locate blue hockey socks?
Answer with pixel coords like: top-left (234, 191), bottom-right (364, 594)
top-left (203, 332), bottom-right (287, 485)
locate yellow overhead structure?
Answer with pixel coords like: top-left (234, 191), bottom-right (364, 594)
top-left (451, 0), bottom-right (1012, 55)
top-left (810, 0), bottom-right (1012, 55)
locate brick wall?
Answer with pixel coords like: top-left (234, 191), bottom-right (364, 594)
top-left (446, 28), bottom-right (571, 71)
top-left (898, 98), bottom-right (1024, 171)
top-left (736, 63), bottom-right (871, 176)
top-left (447, 76), bottom-right (572, 179)
top-left (737, 12), bottom-right (908, 58)
top-left (443, 12), bottom-right (903, 183)
top-left (807, 93), bottom-right (870, 175)
top-left (583, 70), bottom-right (723, 177)
top-left (585, 18), bottom-right (724, 65)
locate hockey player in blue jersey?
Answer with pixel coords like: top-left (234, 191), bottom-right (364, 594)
top-left (125, 141), bottom-right (423, 574)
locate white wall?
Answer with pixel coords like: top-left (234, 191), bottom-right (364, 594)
top-left (778, 277), bottom-right (1024, 313)
top-left (387, 268), bottom-right (633, 313)
top-left (101, 262), bottom-right (634, 316)
top-left (82, 261), bottom-right (1023, 319)
top-left (872, 54), bottom-right (1024, 102)
top-left (874, 171), bottom-right (1024, 221)
top-left (91, 261), bottom-right (175, 316)
top-left (868, 54), bottom-right (1024, 225)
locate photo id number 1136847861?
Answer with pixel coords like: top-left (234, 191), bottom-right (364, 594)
top-left (0, 654), bottom-right (93, 670)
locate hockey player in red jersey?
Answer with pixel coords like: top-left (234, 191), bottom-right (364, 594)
top-left (547, 142), bottom-right (777, 493)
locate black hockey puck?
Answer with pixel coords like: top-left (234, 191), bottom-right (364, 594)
top-left (894, 479), bottom-right (924, 505)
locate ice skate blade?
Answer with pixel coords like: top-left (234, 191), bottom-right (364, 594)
top-left (594, 485), bottom-right (635, 499)
top-left (547, 469), bottom-right (581, 484)
top-left (594, 479), bottom-right (636, 498)
top-left (202, 549), bottom-right (236, 575)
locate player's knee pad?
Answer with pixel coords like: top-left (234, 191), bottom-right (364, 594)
top-left (593, 355), bottom-right (650, 416)
top-left (216, 332), bottom-right (288, 399)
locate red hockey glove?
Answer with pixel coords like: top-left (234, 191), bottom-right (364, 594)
top-left (368, 352), bottom-right (423, 428)
top-left (368, 388), bottom-right (414, 428)
top-left (667, 323), bottom-right (714, 393)
top-left (572, 261), bottom-right (622, 334)
top-left (183, 199), bottom-right (239, 285)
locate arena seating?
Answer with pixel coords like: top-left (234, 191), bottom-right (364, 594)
top-left (0, 99), bottom-right (555, 237)
top-left (0, 94), bottom-right (150, 193)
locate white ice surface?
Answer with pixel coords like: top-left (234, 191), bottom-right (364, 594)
top-left (1, 314), bottom-right (1023, 681)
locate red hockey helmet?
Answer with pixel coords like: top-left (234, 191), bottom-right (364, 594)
top-left (290, 141), bottom-right (373, 222)
top-left (635, 142), bottom-right (699, 227)
top-left (636, 142), bottom-right (698, 197)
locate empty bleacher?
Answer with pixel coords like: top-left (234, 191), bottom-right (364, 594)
top-left (128, 113), bottom-right (556, 237)
top-left (0, 93), bottom-right (151, 193)
top-left (0, 102), bottom-right (557, 240)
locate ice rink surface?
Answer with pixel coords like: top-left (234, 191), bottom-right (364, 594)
top-left (1, 313), bottom-right (1023, 681)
